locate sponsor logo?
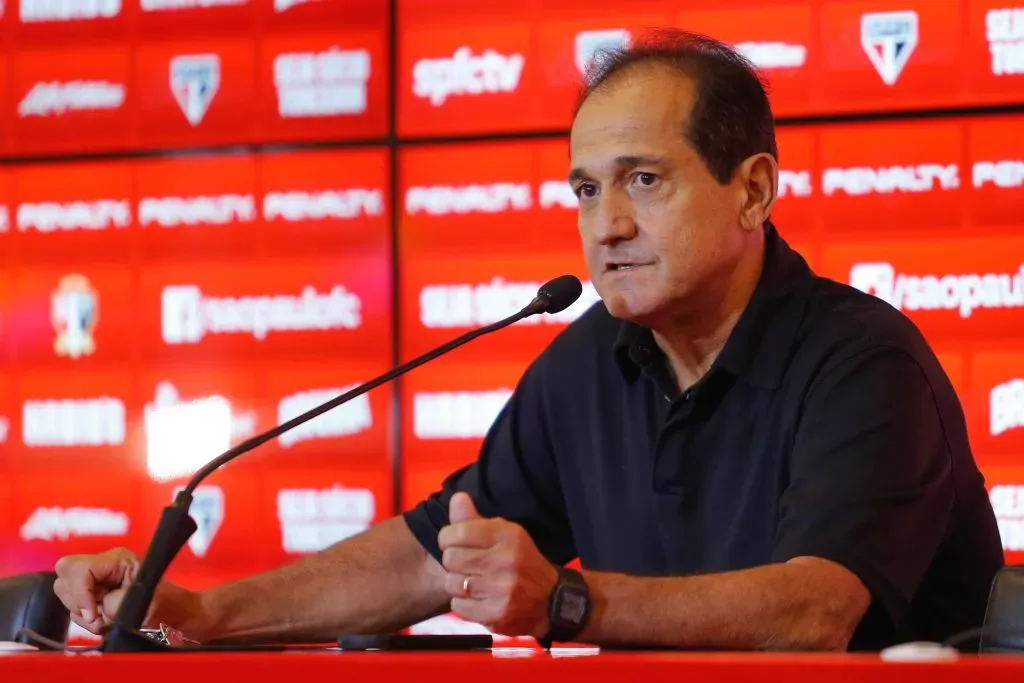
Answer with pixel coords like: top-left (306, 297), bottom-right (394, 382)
top-left (987, 8), bottom-right (1024, 76)
top-left (973, 160), bottom-right (1024, 188)
top-left (849, 262), bottom-right (1024, 318)
top-left (277, 485), bottom-right (375, 553)
top-left (18, 81), bottom-right (126, 117)
top-left (821, 164), bottom-right (959, 195)
top-left (277, 387), bottom-right (372, 448)
top-left (161, 283), bottom-right (362, 344)
top-left (575, 29), bottom-right (630, 75)
top-left (861, 10), bottom-right (918, 85)
top-left (274, 0), bottom-right (319, 11)
top-left (263, 189), bottom-right (384, 221)
top-left (990, 379), bottom-right (1024, 436)
top-left (413, 389), bottom-right (513, 439)
top-left (51, 274), bottom-right (98, 360)
top-left (274, 48), bottom-right (370, 118)
top-left (735, 42), bottom-right (808, 69)
top-left (405, 183), bottom-right (532, 216)
top-left (20, 507), bottom-right (129, 542)
top-left (778, 170), bottom-right (813, 198)
top-left (141, 0), bottom-right (246, 10)
top-left (144, 381), bottom-right (254, 482)
top-left (0, 416), bottom-right (9, 444)
top-left (0, 206), bottom-right (9, 232)
top-left (19, 0), bottom-right (121, 22)
top-left (990, 484), bottom-right (1024, 552)
top-left (17, 199), bottom-right (132, 232)
top-left (21, 396), bottom-right (126, 447)
top-left (412, 47), bottom-right (525, 106)
top-left (538, 181), bottom-right (578, 210)
top-left (138, 194), bottom-right (257, 227)
top-left (176, 485), bottom-right (224, 558)
top-left (170, 54), bottom-right (220, 126)
top-left (419, 277), bottom-right (601, 328)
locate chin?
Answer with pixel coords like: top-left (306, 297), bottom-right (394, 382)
top-left (600, 291), bottom-right (664, 325)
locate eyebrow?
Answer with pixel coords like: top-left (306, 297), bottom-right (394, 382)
top-left (567, 155), bottom-right (666, 184)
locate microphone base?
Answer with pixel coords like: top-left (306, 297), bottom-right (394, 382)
top-left (101, 625), bottom-right (172, 653)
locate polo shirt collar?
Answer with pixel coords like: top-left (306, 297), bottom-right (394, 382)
top-left (613, 223), bottom-right (813, 389)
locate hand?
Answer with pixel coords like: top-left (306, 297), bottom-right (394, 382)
top-left (438, 492), bottom-right (559, 637)
top-left (53, 547), bottom-right (198, 636)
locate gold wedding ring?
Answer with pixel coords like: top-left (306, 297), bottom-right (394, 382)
top-left (461, 576), bottom-right (471, 597)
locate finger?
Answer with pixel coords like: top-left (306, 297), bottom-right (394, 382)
top-left (450, 597), bottom-right (501, 628)
top-left (448, 492), bottom-right (482, 524)
top-left (443, 572), bottom-right (489, 600)
top-left (438, 519), bottom-right (502, 551)
top-left (441, 546), bottom-right (491, 575)
top-left (53, 573), bottom-right (97, 624)
top-left (68, 609), bottom-right (106, 636)
top-left (101, 588), bottom-right (127, 625)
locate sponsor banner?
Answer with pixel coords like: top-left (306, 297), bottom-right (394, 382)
top-left (140, 472), bottom-right (269, 575)
top-left (13, 0), bottom-right (131, 45)
top-left (259, 362), bottom-right (392, 464)
top-left (674, 3), bottom-right (814, 117)
top-left (0, 55), bottom-right (7, 154)
top-left (137, 370), bottom-right (262, 483)
top-left (968, 352), bottom-right (1024, 459)
top-left (399, 22), bottom-right (537, 136)
top-left (981, 466), bottom-right (1024, 565)
top-left (9, 368), bottom-right (134, 469)
top-left (967, 0), bottom-right (1024, 102)
top-left (9, 46), bottom-right (131, 155)
top-left (136, 40), bottom-right (257, 149)
top-left (262, 466), bottom-right (390, 567)
top-left (10, 267), bottom-right (136, 366)
top-left (772, 127), bottom-right (818, 234)
top-left (822, 236), bottom-right (1024, 341)
top-left (139, 258), bottom-right (390, 362)
top-left (967, 114), bottom-right (1024, 227)
top-left (136, 0), bottom-right (257, 38)
top-left (135, 154), bottom-right (259, 259)
top-left (400, 251), bottom-right (599, 361)
top-left (11, 160), bottom-right (134, 262)
top-left (259, 0), bottom-right (387, 31)
top-left (258, 148), bottom-right (390, 254)
top-left (257, 30), bottom-right (387, 142)
top-left (10, 469), bottom-right (143, 559)
top-left (818, 119), bottom-right (964, 234)
top-left (818, 0), bottom-right (962, 113)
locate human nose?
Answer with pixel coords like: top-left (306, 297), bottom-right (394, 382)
top-left (586, 189), bottom-right (637, 246)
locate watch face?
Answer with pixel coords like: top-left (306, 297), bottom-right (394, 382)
top-left (556, 586), bottom-right (588, 625)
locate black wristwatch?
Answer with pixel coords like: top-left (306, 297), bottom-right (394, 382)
top-left (537, 566), bottom-right (591, 648)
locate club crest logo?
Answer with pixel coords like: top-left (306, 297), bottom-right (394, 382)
top-left (860, 10), bottom-right (918, 86)
top-left (51, 274), bottom-right (98, 359)
top-left (176, 485), bottom-right (225, 558)
top-left (170, 54), bottom-right (220, 126)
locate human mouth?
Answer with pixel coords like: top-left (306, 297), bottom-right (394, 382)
top-left (605, 262), bottom-right (653, 272)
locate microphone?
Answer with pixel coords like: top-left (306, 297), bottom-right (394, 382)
top-left (101, 274), bottom-right (584, 652)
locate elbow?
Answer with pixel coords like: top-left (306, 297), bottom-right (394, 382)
top-left (794, 592), bottom-right (870, 651)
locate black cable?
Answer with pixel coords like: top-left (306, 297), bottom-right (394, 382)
top-left (943, 625), bottom-right (1024, 651)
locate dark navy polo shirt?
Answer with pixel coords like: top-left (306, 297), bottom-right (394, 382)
top-left (403, 224), bottom-right (1005, 651)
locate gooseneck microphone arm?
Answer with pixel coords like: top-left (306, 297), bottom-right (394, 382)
top-left (101, 274), bottom-right (584, 652)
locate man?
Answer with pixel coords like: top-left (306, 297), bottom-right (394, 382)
top-left (53, 30), bottom-right (1003, 651)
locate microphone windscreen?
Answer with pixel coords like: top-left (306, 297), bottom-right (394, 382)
top-left (538, 275), bottom-right (583, 314)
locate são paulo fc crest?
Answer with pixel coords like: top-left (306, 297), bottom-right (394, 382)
top-left (51, 274), bottom-right (98, 359)
top-left (170, 54), bottom-right (220, 126)
top-left (176, 485), bottom-right (225, 558)
top-left (860, 10), bottom-right (918, 86)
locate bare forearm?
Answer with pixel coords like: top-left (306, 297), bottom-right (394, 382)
top-left (186, 517), bottom-right (449, 644)
top-left (579, 559), bottom-right (868, 651)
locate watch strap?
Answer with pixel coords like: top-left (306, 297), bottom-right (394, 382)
top-left (537, 566), bottom-right (591, 648)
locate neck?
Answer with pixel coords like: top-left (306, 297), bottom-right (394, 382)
top-left (652, 235), bottom-right (765, 391)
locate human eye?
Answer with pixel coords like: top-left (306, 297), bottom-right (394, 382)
top-left (630, 171), bottom-right (659, 189)
top-left (573, 182), bottom-right (599, 199)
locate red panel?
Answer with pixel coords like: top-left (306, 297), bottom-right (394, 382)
top-left (11, 0), bottom-right (132, 45)
top-left (258, 0), bottom-right (386, 32)
top-left (675, 3), bottom-right (815, 117)
top-left (257, 31), bottom-right (388, 143)
top-left (821, 237), bottom-right (1024, 342)
top-left (136, 0), bottom-right (257, 38)
top-left (966, 1), bottom-right (1024, 103)
top-left (980, 466), bottom-right (1024, 566)
top-left (0, 169), bottom-right (12, 263)
top-left (9, 46), bottom-right (132, 155)
top-left (10, 368), bottom-right (135, 471)
top-left (135, 154), bottom-right (259, 261)
top-left (403, 463), bottom-right (462, 513)
top-left (261, 466), bottom-right (391, 568)
top-left (0, 369), bottom-right (12, 460)
top-left (968, 352), bottom-right (1024, 462)
top-left (818, 119), bottom-right (965, 236)
top-left (259, 148), bottom-right (390, 255)
top-left (136, 39), bottom-right (257, 149)
top-left (937, 351), bottom-right (968, 406)
top-left (11, 160), bottom-right (134, 263)
top-left (819, 0), bottom-right (964, 114)
top-left (0, 53), bottom-right (9, 155)
top-left (0, 470), bottom-right (12, 578)
top-left (967, 115), bottom-right (1024, 228)
top-left (10, 267), bottom-right (136, 367)
top-left (772, 127), bottom-right (818, 235)
top-left (0, 274), bottom-right (11, 365)
top-left (138, 258), bottom-right (390, 364)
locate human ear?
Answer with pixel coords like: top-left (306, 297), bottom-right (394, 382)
top-left (737, 153), bottom-right (778, 231)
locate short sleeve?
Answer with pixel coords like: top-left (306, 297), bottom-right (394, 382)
top-left (402, 353), bottom-right (577, 566)
top-left (772, 346), bottom-right (955, 629)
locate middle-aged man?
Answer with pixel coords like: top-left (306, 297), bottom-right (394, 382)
top-left (53, 30), bottom-right (1004, 651)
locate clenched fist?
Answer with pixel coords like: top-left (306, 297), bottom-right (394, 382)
top-left (438, 492), bottom-right (559, 637)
